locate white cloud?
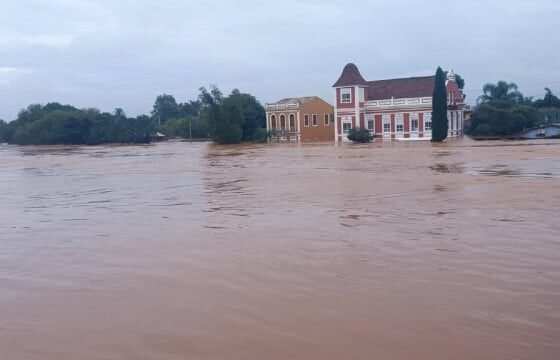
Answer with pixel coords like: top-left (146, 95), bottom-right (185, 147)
top-left (0, 67), bottom-right (20, 73)
top-left (21, 34), bottom-right (75, 48)
top-left (0, 67), bottom-right (33, 85)
top-left (0, 33), bottom-right (75, 49)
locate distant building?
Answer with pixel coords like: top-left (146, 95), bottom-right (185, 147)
top-left (519, 124), bottom-right (560, 139)
top-left (265, 97), bottom-right (334, 142)
top-left (332, 63), bottom-right (466, 141)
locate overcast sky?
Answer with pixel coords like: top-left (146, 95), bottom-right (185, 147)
top-left (1, 0), bottom-right (559, 120)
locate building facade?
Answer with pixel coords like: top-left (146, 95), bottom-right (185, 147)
top-left (265, 97), bottom-right (334, 142)
top-left (333, 63), bottom-right (466, 141)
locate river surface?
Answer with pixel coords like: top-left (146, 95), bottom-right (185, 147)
top-left (1, 138), bottom-right (559, 360)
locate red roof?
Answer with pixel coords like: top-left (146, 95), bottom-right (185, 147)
top-left (366, 76), bottom-right (435, 100)
top-left (333, 63), bottom-right (435, 100)
top-left (333, 63), bottom-right (368, 87)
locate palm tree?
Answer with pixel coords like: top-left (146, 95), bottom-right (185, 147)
top-left (478, 81), bottom-right (523, 106)
top-left (534, 88), bottom-right (560, 108)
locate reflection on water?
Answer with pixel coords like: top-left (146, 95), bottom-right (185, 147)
top-left (430, 163), bottom-right (464, 174)
top-left (1, 138), bottom-right (560, 360)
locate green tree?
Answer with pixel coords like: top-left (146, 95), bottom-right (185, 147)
top-left (455, 74), bottom-right (465, 90)
top-left (534, 88), bottom-right (560, 108)
top-left (199, 86), bottom-right (244, 144)
top-left (179, 100), bottom-right (202, 117)
top-left (469, 103), bottom-right (539, 137)
top-left (159, 116), bottom-right (209, 139)
top-left (226, 89), bottom-right (266, 141)
top-left (113, 108), bottom-right (127, 120)
top-left (478, 81), bottom-right (523, 107)
top-left (6, 103), bottom-right (155, 145)
top-left (216, 98), bottom-right (243, 144)
top-left (198, 86), bottom-right (223, 139)
top-left (431, 67), bottom-right (448, 142)
top-left (468, 81), bottom-right (542, 137)
top-left (151, 94), bottom-right (180, 124)
top-left (0, 119), bottom-right (8, 143)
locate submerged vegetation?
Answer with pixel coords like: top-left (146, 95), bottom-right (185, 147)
top-left (347, 127), bottom-right (374, 143)
top-left (469, 83), bottom-right (560, 138)
top-left (1, 104), bottom-right (155, 145)
top-left (0, 86), bottom-right (267, 145)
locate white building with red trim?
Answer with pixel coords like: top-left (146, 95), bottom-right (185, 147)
top-left (333, 63), bottom-right (466, 141)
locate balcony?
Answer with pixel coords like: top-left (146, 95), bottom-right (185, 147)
top-left (266, 102), bottom-right (299, 110)
top-left (365, 97), bottom-right (432, 109)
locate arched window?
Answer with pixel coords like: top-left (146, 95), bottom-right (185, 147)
top-left (271, 114), bottom-right (276, 129)
top-left (289, 114), bottom-right (295, 130)
top-left (280, 114), bottom-right (286, 130)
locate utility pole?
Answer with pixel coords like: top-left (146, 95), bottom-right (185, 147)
top-left (189, 120), bottom-right (192, 141)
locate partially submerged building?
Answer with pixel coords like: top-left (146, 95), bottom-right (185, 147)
top-left (265, 97), bottom-right (334, 142)
top-left (332, 63), bottom-right (466, 141)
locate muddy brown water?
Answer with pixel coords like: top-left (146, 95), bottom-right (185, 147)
top-left (1, 138), bottom-right (559, 360)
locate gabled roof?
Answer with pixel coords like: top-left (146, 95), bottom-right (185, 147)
top-left (333, 63), bottom-right (438, 100)
top-left (333, 63), bottom-right (368, 87)
top-left (366, 76), bottom-right (435, 100)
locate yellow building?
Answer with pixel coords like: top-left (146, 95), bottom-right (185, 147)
top-left (265, 97), bottom-right (334, 142)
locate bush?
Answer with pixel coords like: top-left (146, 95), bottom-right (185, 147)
top-left (468, 103), bottom-right (540, 137)
top-left (253, 128), bottom-right (270, 143)
top-left (347, 127), bottom-right (374, 143)
top-left (471, 123), bottom-right (492, 136)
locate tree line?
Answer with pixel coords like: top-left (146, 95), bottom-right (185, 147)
top-left (0, 104), bottom-right (155, 145)
top-left (0, 86), bottom-right (267, 145)
top-left (468, 83), bottom-right (560, 137)
top-left (154, 87), bottom-right (267, 144)
top-left (429, 67), bottom-right (559, 141)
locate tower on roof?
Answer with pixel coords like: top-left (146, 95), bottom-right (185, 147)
top-left (333, 63), bottom-right (368, 87)
top-left (447, 69), bottom-right (456, 82)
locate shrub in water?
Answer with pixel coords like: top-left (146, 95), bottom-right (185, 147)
top-left (347, 127), bottom-right (374, 143)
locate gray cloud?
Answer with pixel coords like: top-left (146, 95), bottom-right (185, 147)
top-left (1, 0), bottom-right (559, 120)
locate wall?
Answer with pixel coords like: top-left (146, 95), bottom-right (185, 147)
top-left (300, 99), bottom-right (335, 141)
top-left (520, 125), bottom-right (560, 139)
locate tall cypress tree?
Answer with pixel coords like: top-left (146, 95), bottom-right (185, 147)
top-left (431, 67), bottom-right (448, 142)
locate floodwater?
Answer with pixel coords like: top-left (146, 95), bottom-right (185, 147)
top-left (1, 138), bottom-right (559, 360)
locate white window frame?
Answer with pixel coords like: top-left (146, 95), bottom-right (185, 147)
top-left (396, 113), bottom-right (404, 134)
top-left (312, 114), bottom-right (318, 126)
top-left (340, 88), bottom-right (352, 104)
top-left (342, 116), bottom-right (352, 134)
top-left (366, 115), bottom-right (375, 133)
top-left (304, 114), bottom-right (309, 127)
top-left (382, 115), bottom-right (391, 134)
top-left (411, 113), bottom-right (419, 132)
top-left (424, 113), bottom-right (432, 132)
top-left (324, 113), bottom-right (330, 125)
